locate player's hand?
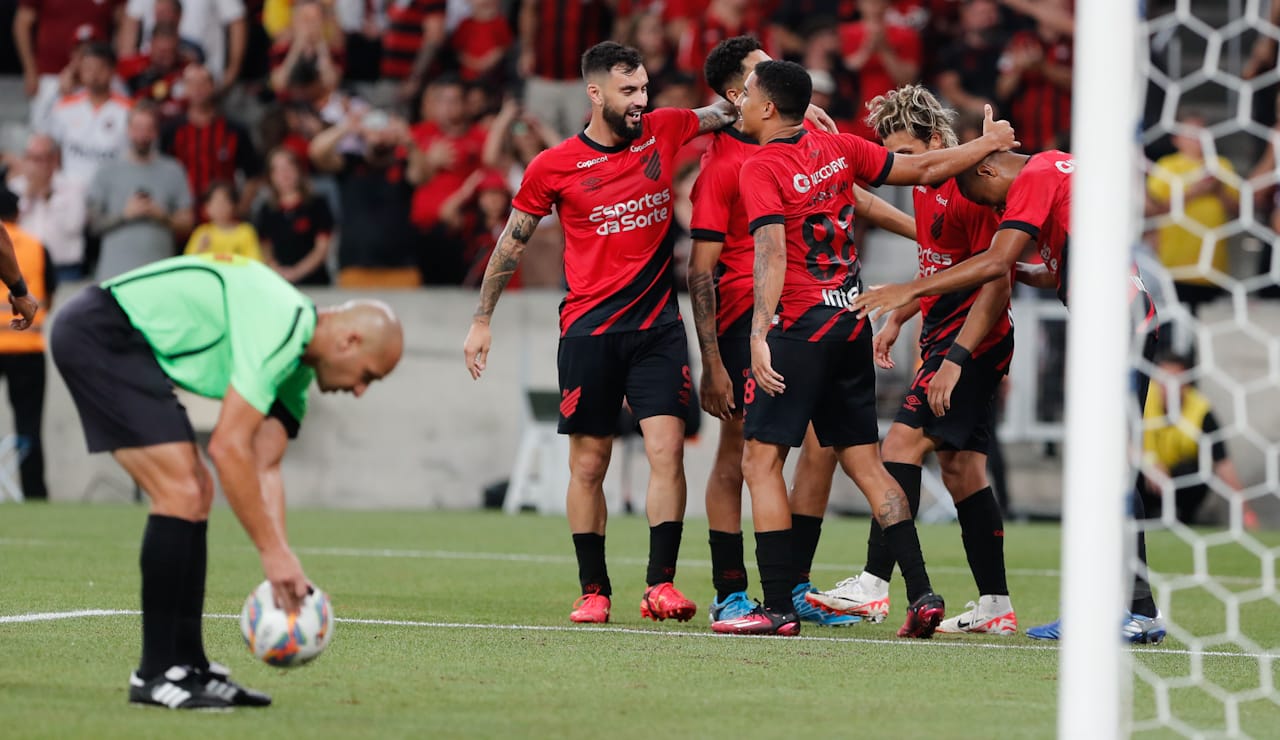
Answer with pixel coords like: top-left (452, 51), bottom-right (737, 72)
top-left (928, 359), bottom-right (962, 416)
top-left (804, 103), bottom-right (839, 134)
top-left (750, 336), bottom-right (785, 396)
top-left (9, 294), bottom-right (37, 330)
top-left (873, 317), bottom-right (903, 370)
top-left (463, 320), bottom-right (492, 380)
top-left (852, 282), bottom-right (914, 322)
top-left (261, 547), bottom-right (309, 614)
top-left (982, 104), bottom-right (1020, 151)
top-left (700, 358), bottom-right (736, 419)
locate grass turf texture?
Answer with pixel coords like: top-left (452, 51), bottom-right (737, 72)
top-left (2, 506), bottom-right (1277, 739)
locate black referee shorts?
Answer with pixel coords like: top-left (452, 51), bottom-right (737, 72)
top-left (50, 287), bottom-right (196, 453)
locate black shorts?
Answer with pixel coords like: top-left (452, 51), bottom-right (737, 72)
top-left (717, 333), bottom-right (752, 412)
top-left (557, 322), bottom-right (691, 436)
top-left (893, 333), bottom-right (1013, 454)
top-left (743, 330), bottom-right (879, 449)
top-left (50, 286), bottom-right (196, 453)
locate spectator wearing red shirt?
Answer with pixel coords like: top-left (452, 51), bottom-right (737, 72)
top-left (840, 0), bottom-right (922, 140)
top-left (675, 0), bottom-right (773, 102)
top-left (119, 24), bottom-right (188, 122)
top-left (995, 13), bottom-right (1072, 152)
top-left (449, 0), bottom-right (512, 83)
top-left (409, 74), bottom-right (487, 231)
top-left (14, 0), bottom-right (124, 130)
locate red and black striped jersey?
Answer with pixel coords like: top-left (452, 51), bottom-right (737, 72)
top-left (380, 0), bottom-right (446, 80)
top-left (739, 129), bottom-right (893, 343)
top-left (912, 178), bottom-right (1010, 358)
top-left (512, 108), bottom-right (701, 337)
top-left (689, 127), bottom-right (758, 337)
top-left (530, 0), bottom-right (614, 81)
top-left (161, 115), bottom-right (260, 205)
top-left (999, 31), bottom-right (1073, 152)
top-left (998, 150), bottom-right (1072, 305)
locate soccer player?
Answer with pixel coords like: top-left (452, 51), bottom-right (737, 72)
top-left (692, 36), bottom-right (916, 626)
top-left (850, 145), bottom-right (1167, 644)
top-left (463, 41), bottom-right (823, 625)
top-left (805, 85), bottom-right (1017, 635)
top-left (0, 222), bottom-right (39, 330)
top-left (710, 60), bottom-right (1019, 637)
top-left (50, 254), bottom-right (403, 709)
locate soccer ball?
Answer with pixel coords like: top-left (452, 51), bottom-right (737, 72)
top-left (239, 580), bottom-right (335, 667)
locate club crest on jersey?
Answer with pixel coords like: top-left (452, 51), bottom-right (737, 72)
top-left (642, 152), bottom-right (662, 181)
top-left (930, 212), bottom-right (945, 241)
top-left (792, 157), bottom-right (849, 194)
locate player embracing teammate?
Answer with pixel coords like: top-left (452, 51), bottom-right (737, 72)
top-left (806, 85), bottom-right (1018, 636)
top-left (714, 60), bottom-right (1019, 637)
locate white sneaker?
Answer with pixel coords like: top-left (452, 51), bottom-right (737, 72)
top-left (937, 594), bottom-right (1018, 635)
top-left (804, 572), bottom-right (891, 623)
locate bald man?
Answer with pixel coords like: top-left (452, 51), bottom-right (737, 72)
top-left (49, 254), bottom-right (403, 711)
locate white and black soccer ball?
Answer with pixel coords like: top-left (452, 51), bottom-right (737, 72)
top-left (240, 579), bottom-right (335, 667)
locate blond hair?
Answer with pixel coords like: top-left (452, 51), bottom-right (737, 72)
top-left (865, 84), bottom-right (959, 148)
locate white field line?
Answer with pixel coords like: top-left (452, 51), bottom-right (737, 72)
top-left (0, 608), bottom-right (1275, 661)
top-left (0, 538), bottom-right (1266, 586)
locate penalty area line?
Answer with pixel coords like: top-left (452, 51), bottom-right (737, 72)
top-left (0, 609), bottom-right (1274, 661)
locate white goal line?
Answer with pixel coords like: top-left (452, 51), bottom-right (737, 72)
top-left (0, 608), bottom-right (1273, 661)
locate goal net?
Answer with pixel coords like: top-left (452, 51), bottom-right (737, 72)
top-left (1067, 0), bottom-right (1280, 736)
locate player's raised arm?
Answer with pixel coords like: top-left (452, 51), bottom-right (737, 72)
top-left (749, 222), bottom-right (787, 396)
top-left (0, 225), bottom-right (37, 329)
top-left (463, 207), bottom-right (541, 379)
top-left (208, 387), bottom-right (308, 614)
top-left (854, 185), bottom-right (917, 240)
top-left (853, 227), bottom-right (1030, 320)
top-left (881, 106), bottom-right (1019, 186)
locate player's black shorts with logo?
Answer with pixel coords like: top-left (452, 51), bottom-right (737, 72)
top-left (894, 332), bottom-right (1014, 454)
top-left (743, 329), bottom-right (879, 448)
top-left (50, 286), bottom-right (198, 452)
top-left (556, 321), bottom-right (691, 436)
top-left (717, 334), bottom-right (752, 413)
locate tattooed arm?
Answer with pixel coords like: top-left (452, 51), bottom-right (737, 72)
top-left (693, 98), bottom-right (740, 135)
top-left (749, 223), bottom-right (788, 396)
top-left (463, 208), bottom-right (541, 379)
top-left (689, 239), bottom-right (734, 418)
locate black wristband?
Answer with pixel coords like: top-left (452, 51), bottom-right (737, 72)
top-left (7, 278), bottom-right (27, 299)
top-left (945, 342), bottom-right (971, 366)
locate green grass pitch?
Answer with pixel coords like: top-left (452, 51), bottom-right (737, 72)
top-left (2, 505), bottom-right (1277, 738)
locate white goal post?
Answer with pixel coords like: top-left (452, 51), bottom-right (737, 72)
top-left (1059, 0), bottom-right (1143, 736)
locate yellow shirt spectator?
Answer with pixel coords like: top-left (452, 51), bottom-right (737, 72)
top-left (184, 223), bottom-right (264, 262)
top-left (1146, 152), bottom-right (1237, 286)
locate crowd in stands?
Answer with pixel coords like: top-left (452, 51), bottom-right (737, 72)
top-left (0, 0), bottom-right (1274, 315)
top-left (2, 0), bottom-right (1091, 290)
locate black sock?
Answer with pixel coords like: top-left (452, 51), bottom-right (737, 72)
top-left (755, 530), bottom-right (796, 614)
top-left (956, 488), bottom-right (1008, 596)
top-left (1129, 487), bottom-right (1157, 617)
top-left (646, 521), bottom-right (683, 586)
top-left (790, 514), bottom-right (823, 584)
top-left (138, 515), bottom-right (196, 680)
top-left (572, 533), bottom-right (611, 597)
top-left (865, 463), bottom-right (924, 582)
top-left (882, 519), bottom-right (932, 603)
top-left (708, 530), bottom-right (748, 600)
top-left (175, 521), bottom-right (210, 671)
